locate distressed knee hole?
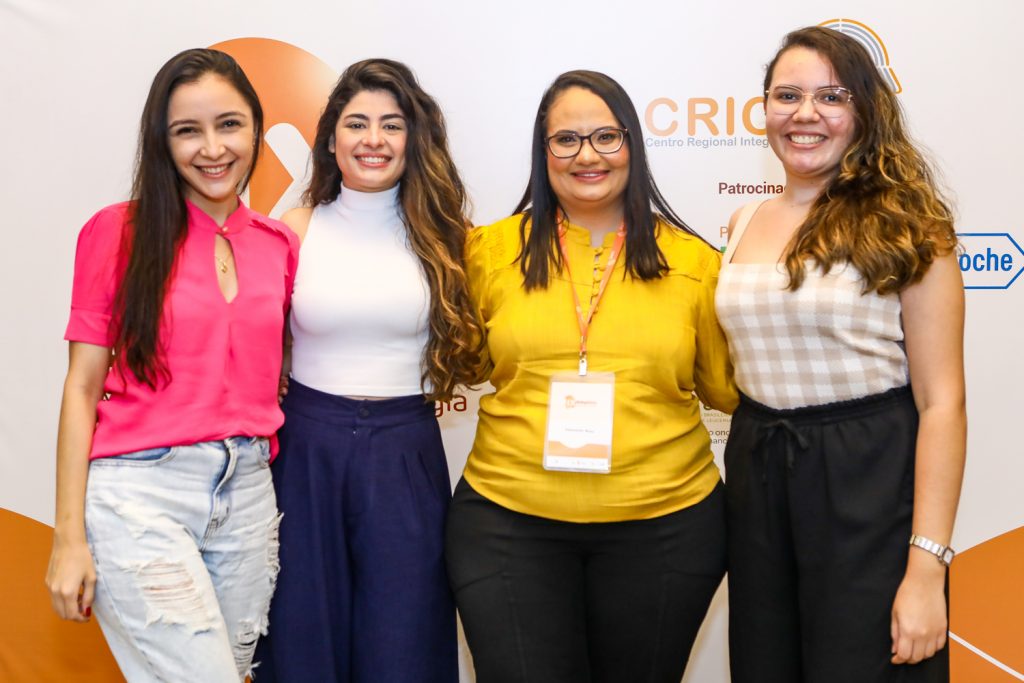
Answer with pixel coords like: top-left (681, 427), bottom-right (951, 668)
top-left (134, 560), bottom-right (218, 633)
top-left (267, 512), bottom-right (282, 585)
top-left (234, 619), bottom-right (260, 679)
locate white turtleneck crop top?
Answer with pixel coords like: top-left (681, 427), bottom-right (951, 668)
top-left (289, 185), bottom-right (430, 396)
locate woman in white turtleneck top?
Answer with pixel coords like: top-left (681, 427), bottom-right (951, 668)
top-left (288, 184), bottom-right (430, 396)
top-left (254, 59), bottom-right (481, 683)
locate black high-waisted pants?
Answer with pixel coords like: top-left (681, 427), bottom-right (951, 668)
top-left (725, 386), bottom-right (948, 683)
top-left (446, 478), bottom-right (726, 683)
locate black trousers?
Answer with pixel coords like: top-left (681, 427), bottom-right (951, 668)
top-left (446, 478), bottom-right (726, 683)
top-left (725, 386), bottom-right (948, 683)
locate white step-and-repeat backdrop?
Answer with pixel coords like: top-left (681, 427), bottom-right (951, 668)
top-left (2, 1), bottom-right (1021, 680)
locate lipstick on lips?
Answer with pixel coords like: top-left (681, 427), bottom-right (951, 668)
top-left (196, 162), bottom-right (232, 178)
top-left (355, 154), bottom-right (391, 168)
top-left (571, 169), bottom-right (610, 183)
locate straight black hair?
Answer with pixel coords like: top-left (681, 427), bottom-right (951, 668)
top-left (115, 48), bottom-right (263, 387)
top-left (514, 70), bottom-right (707, 290)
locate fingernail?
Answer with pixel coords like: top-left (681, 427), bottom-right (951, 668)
top-left (84, 606), bottom-right (92, 618)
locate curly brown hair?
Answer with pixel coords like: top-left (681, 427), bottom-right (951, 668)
top-left (304, 59), bottom-right (481, 400)
top-left (765, 26), bottom-right (956, 294)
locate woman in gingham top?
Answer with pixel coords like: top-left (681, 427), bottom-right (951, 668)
top-left (716, 26), bottom-right (964, 683)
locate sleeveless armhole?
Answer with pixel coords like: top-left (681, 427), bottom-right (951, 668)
top-left (722, 201), bottom-right (765, 264)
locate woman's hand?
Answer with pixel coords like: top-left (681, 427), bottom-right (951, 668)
top-left (890, 557), bottom-right (948, 664)
top-left (278, 373), bottom-right (290, 403)
top-left (46, 533), bottom-right (96, 622)
top-left (47, 341), bottom-right (109, 621)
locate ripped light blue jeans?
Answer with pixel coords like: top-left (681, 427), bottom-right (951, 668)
top-left (85, 437), bottom-right (281, 682)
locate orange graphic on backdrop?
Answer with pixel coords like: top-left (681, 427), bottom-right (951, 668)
top-left (210, 38), bottom-right (338, 215)
top-left (819, 18), bottom-right (902, 93)
top-left (949, 525), bottom-right (1024, 681)
top-left (0, 510), bottom-right (123, 681)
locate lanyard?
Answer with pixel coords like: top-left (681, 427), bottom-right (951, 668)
top-left (557, 223), bottom-right (626, 376)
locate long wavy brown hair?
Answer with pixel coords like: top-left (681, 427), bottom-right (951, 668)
top-left (766, 27), bottom-right (956, 294)
top-left (116, 49), bottom-right (263, 388)
top-left (304, 59), bottom-right (481, 400)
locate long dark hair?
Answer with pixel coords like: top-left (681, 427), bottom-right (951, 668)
top-left (765, 27), bottom-right (955, 293)
top-left (114, 48), bottom-right (263, 388)
top-left (515, 70), bottom-right (706, 290)
top-left (304, 59), bottom-right (481, 401)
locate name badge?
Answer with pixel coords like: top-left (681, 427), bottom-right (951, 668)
top-left (543, 372), bottom-right (614, 473)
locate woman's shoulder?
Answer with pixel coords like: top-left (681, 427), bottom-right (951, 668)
top-left (656, 219), bottom-right (721, 281)
top-left (467, 214), bottom-right (525, 270)
top-left (278, 206), bottom-right (315, 243)
top-left (75, 201), bottom-right (133, 253)
top-left (245, 207), bottom-right (301, 255)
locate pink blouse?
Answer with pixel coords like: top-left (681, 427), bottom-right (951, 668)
top-left (65, 200), bottom-right (299, 460)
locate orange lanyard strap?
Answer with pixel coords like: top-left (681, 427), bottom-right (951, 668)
top-left (557, 223), bottom-right (626, 376)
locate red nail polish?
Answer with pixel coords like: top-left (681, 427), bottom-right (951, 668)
top-left (84, 606), bottom-right (92, 618)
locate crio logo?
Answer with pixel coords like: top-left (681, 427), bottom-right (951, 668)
top-left (819, 18), bottom-right (902, 93)
top-left (644, 95), bottom-right (767, 151)
top-left (210, 39), bottom-right (338, 217)
top-left (957, 233), bottom-right (1024, 290)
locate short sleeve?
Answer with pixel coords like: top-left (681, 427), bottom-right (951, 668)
top-left (693, 247), bottom-right (740, 414)
top-left (65, 204), bottom-right (130, 347)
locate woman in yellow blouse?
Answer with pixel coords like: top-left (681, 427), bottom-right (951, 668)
top-left (445, 70), bottom-right (738, 683)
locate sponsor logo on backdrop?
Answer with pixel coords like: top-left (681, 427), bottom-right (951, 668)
top-left (717, 181), bottom-right (783, 196)
top-left (645, 19), bottom-right (898, 152)
top-left (957, 233), bottom-right (1024, 290)
top-left (435, 396), bottom-right (468, 418)
top-left (644, 95), bottom-right (767, 151)
top-left (819, 18), bottom-right (902, 93)
top-left (700, 404), bottom-right (731, 448)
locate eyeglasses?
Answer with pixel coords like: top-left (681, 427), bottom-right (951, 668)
top-left (764, 86), bottom-right (854, 118)
top-left (546, 127), bottom-right (628, 158)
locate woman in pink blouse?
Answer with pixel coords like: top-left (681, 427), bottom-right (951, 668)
top-left (45, 49), bottom-right (298, 682)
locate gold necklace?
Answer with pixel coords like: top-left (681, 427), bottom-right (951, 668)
top-left (216, 256), bottom-right (230, 274)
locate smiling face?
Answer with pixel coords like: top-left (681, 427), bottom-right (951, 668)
top-left (545, 87), bottom-right (630, 221)
top-left (331, 89), bottom-right (408, 193)
top-left (765, 46), bottom-right (857, 184)
top-left (166, 73), bottom-right (255, 218)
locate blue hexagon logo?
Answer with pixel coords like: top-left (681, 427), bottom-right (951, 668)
top-left (957, 233), bottom-right (1024, 290)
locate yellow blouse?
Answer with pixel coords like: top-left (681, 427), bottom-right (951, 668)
top-left (463, 214), bottom-right (738, 523)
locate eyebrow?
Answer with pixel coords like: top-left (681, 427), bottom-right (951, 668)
top-left (773, 83), bottom-right (844, 90)
top-left (548, 126), bottom-right (618, 135)
top-left (168, 111), bottom-right (249, 128)
top-left (342, 112), bottom-right (406, 122)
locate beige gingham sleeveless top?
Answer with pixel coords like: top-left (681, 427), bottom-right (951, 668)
top-left (715, 201), bottom-right (909, 409)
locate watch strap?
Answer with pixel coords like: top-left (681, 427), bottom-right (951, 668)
top-left (909, 534), bottom-right (955, 566)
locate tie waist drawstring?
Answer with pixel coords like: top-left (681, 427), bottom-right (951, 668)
top-left (753, 418), bottom-right (809, 484)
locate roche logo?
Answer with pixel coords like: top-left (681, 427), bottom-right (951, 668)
top-left (956, 233), bottom-right (1024, 290)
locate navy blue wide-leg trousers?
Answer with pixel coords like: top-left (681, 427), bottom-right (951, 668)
top-left (255, 380), bottom-right (457, 683)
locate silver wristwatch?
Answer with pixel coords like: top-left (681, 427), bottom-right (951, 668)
top-left (909, 534), bottom-right (955, 566)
